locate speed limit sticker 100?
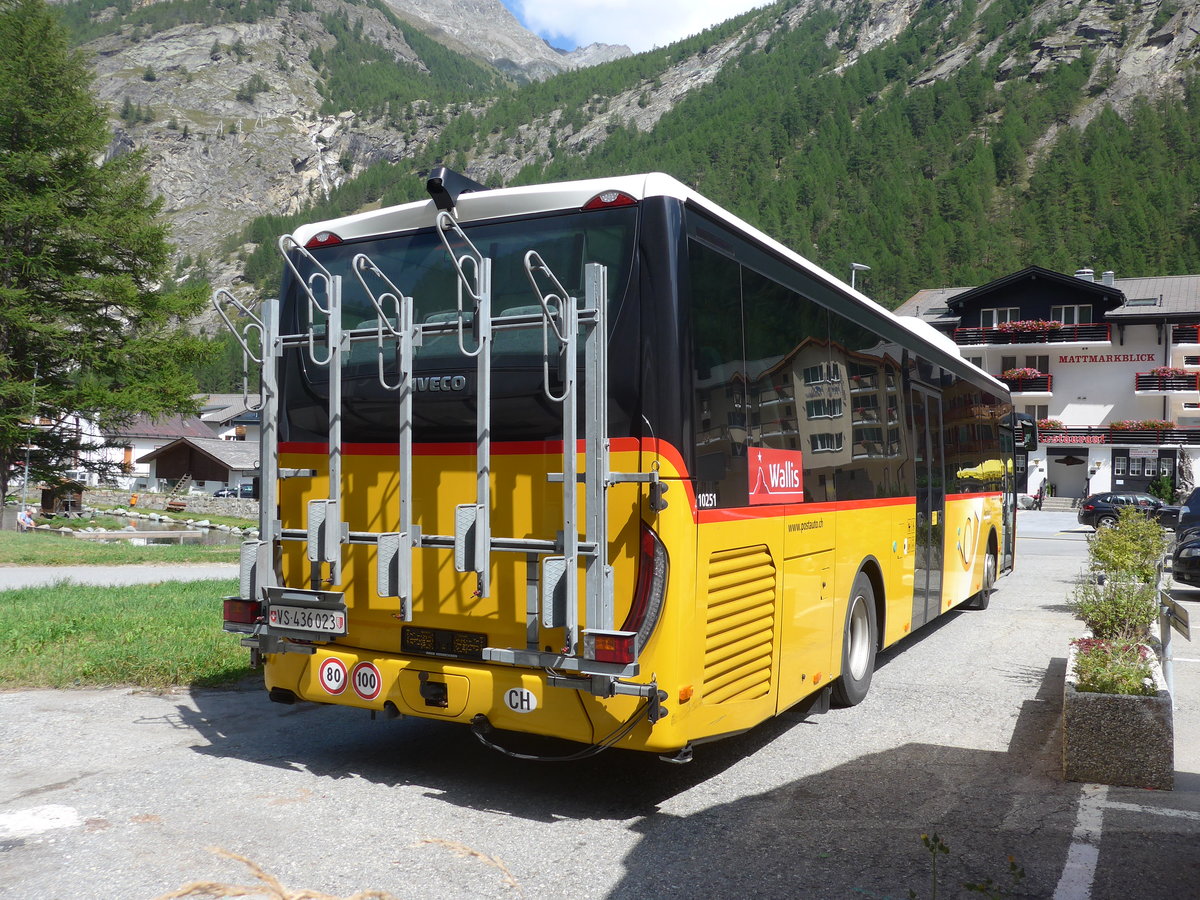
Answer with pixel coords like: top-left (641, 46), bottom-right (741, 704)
top-left (351, 661), bottom-right (383, 701)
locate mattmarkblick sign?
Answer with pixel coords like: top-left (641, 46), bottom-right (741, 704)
top-left (1057, 353), bottom-right (1156, 363)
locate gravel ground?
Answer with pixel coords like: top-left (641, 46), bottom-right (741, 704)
top-left (2, 510), bottom-right (1199, 899)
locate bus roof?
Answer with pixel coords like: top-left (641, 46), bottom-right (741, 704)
top-left (290, 172), bottom-right (1005, 394)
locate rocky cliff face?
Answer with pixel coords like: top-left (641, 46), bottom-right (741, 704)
top-left (78, 0), bottom-right (1200, 310)
top-left (383, 0), bottom-right (632, 81)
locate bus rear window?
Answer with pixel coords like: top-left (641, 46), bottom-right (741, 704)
top-left (284, 206), bottom-right (636, 370)
top-left (279, 206), bottom-right (637, 443)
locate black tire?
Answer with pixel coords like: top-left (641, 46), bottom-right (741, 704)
top-left (832, 572), bottom-right (878, 708)
top-left (964, 544), bottom-right (996, 610)
top-left (1096, 515), bottom-right (1117, 529)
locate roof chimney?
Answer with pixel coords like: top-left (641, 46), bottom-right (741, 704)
top-left (1102, 270), bottom-right (1115, 286)
top-left (1074, 268), bottom-right (1095, 281)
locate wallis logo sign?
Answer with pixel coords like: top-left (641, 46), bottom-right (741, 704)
top-left (748, 447), bottom-right (805, 505)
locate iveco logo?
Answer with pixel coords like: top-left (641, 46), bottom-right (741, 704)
top-left (415, 375), bottom-right (468, 393)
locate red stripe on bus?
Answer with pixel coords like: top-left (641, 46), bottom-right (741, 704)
top-left (277, 439), bottom-right (975, 523)
top-left (697, 495), bottom-right (916, 524)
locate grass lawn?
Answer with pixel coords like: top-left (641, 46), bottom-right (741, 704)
top-left (0, 529), bottom-right (240, 566)
top-left (0, 577), bottom-right (253, 688)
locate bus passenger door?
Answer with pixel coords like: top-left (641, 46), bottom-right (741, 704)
top-left (911, 387), bottom-right (945, 628)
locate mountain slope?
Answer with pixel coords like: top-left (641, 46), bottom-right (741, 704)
top-left (64, 0), bottom-right (1200, 310)
top-left (380, 0), bottom-right (630, 81)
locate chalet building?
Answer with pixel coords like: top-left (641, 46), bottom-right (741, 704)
top-left (896, 266), bottom-right (1200, 501)
top-left (196, 393), bottom-right (262, 444)
top-left (137, 437), bottom-right (259, 494)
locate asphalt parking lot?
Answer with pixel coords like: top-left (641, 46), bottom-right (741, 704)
top-left (2, 509), bottom-right (1200, 899)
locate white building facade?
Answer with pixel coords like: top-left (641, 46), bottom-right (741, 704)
top-left (898, 266), bottom-right (1200, 501)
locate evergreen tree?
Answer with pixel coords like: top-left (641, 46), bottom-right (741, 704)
top-left (0, 0), bottom-right (209, 500)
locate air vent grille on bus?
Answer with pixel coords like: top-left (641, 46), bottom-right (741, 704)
top-left (702, 546), bottom-right (776, 704)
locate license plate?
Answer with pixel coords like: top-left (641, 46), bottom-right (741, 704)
top-left (268, 605), bottom-right (347, 635)
top-left (402, 626), bottom-right (486, 660)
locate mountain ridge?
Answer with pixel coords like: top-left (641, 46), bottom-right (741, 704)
top-left (64, 0), bottom-right (1200, 312)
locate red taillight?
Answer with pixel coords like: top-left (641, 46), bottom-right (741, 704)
top-left (582, 190), bottom-right (637, 211)
top-left (584, 630), bottom-right (638, 665)
top-left (1083, 503), bottom-right (1095, 512)
top-left (305, 231), bottom-right (343, 249)
top-left (223, 598), bottom-right (262, 625)
top-left (614, 522), bottom-right (668, 659)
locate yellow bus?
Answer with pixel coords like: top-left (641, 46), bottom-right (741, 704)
top-left (217, 170), bottom-right (1015, 761)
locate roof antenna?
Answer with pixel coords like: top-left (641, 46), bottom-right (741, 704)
top-left (425, 166), bottom-right (488, 212)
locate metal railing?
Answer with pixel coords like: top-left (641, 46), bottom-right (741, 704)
top-left (1134, 372), bottom-right (1200, 392)
top-left (953, 322), bottom-right (1111, 345)
top-left (1000, 374), bottom-right (1053, 392)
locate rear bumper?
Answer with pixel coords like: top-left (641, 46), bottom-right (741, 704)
top-left (263, 646), bottom-right (684, 753)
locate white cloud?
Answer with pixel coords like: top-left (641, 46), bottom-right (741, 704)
top-left (513, 0), bottom-right (773, 53)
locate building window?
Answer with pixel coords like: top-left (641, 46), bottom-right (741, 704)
top-left (1024, 355), bottom-right (1049, 371)
top-left (1051, 305), bottom-right (1093, 325)
top-left (982, 307), bottom-right (1019, 327)
top-left (805, 398), bottom-right (843, 419)
top-left (966, 356), bottom-right (983, 369)
top-left (1114, 456), bottom-right (1127, 475)
top-left (1161, 458), bottom-right (1175, 478)
top-left (1024, 404), bottom-right (1048, 420)
top-left (1129, 457), bottom-right (1143, 477)
top-left (810, 432), bottom-right (843, 452)
top-left (1001, 355), bottom-right (1017, 372)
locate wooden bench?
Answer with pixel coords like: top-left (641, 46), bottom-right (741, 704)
top-left (166, 499), bottom-right (188, 512)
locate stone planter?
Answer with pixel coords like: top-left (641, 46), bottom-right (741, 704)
top-left (1063, 644), bottom-right (1173, 790)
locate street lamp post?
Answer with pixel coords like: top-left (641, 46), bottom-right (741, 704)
top-left (850, 262), bottom-right (871, 291)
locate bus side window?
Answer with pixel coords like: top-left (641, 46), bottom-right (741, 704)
top-left (689, 239), bottom-right (746, 508)
top-left (740, 266), bottom-right (831, 502)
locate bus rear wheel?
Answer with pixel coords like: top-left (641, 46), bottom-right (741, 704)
top-left (832, 572), bottom-right (877, 708)
top-left (964, 545), bottom-right (996, 610)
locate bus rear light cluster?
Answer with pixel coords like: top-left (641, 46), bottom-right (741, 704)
top-left (223, 598), bottom-right (262, 626)
top-left (582, 190), bottom-right (637, 211)
top-left (617, 522), bottom-right (669, 658)
top-left (305, 231), bottom-right (343, 249)
top-left (584, 629), bottom-right (639, 665)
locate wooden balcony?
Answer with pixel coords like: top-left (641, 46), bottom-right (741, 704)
top-left (953, 323), bottom-right (1111, 346)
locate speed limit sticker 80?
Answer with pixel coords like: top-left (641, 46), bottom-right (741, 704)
top-left (350, 661), bottom-right (383, 701)
top-left (318, 657), bottom-right (347, 695)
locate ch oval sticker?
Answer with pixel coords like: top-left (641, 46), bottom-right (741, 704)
top-left (504, 688), bottom-right (538, 714)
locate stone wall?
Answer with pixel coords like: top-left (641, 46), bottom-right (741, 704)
top-left (84, 488), bottom-right (259, 520)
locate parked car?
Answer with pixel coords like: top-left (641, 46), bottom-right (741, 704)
top-left (1172, 487), bottom-right (1200, 541)
top-left (1076, 491), bottom-right (1179, 530)
top-left (213, 484), bottom-right (254, 498)
top-left (1172, 531), bottom-right (1200, 586)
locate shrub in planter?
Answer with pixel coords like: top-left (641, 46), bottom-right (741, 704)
top-left (1063, 643), bottom-right (1172, 789)
top-left (1083, 505), bottom-right (1168, 585)
top-left (1063, 507), bottom-right (1173, 788)
top-left (1069, 578), bottom-right (1158, 641)
top-left (1070, 638), bottom-right (1156, 696)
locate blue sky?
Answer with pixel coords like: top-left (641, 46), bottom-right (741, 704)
top-left (499, 0), bottom-right (773, 54)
